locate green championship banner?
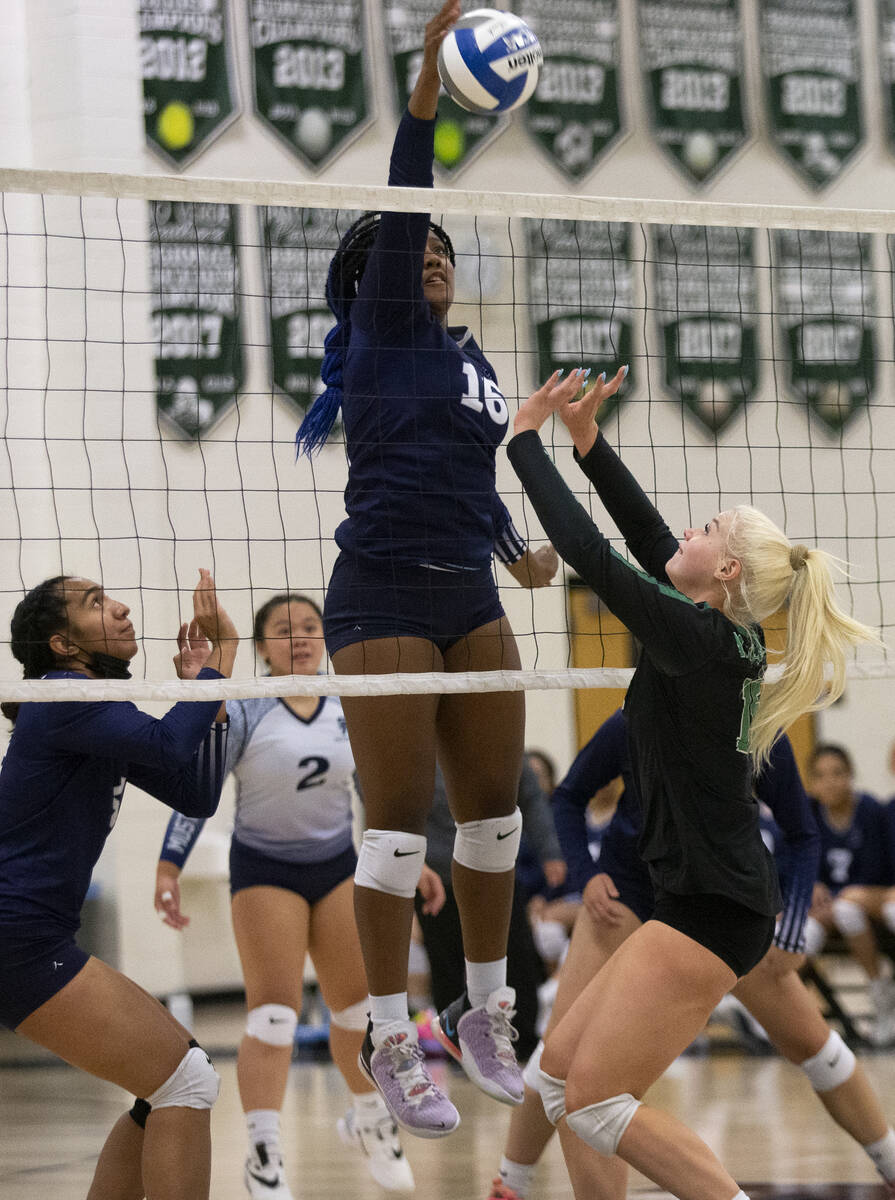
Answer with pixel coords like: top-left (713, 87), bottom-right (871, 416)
top-left (879, 1), bottom-right (895, 156)
top-left (759, 0), bottom-right (863, 189)
top-left (140, 0), bottom-right (238, 168)
top-left (384, 0), bottom-right (509, 175)
top-left (637, 0), bottom-right (748, 186)
top-left (772, 230), bottom-right (874, 431)
top-left (652, 226), bottom-right (757, 434)
top-left (262, 206), bottom-right (359, 416)
top-left (526, 220), bottom-right (633, 422)
top-left (149, 202), bottom-right (243, 439)
top-left (518, 0), bottom-right (622, 181)
top-left (250, 0), bottom-right (371, 169)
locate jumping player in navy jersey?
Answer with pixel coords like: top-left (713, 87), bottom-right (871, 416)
top-left (0, 570), bottom-right (236, 1200)
top-left (294, 0), bottom-right (557, 1138)
top-left (802, 743), bottom-right (895, 1044)
top-left (154, 594), bottom-right (429, 1199)
top-left (486, 711), bottom-right (895, 1200)
top-left (506, 366), bottom-right (880, 1200)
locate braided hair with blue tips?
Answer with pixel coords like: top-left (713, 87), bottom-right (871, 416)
top-left (295, 211), bottom-right (455, 457)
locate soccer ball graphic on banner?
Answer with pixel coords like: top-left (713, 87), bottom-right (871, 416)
top-left (437, 8), bottom-right (542, 114)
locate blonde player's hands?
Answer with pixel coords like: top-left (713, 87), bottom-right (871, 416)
top-left (417, 863), bottom-right (447, 916)
top-left (155, 862), bottom-right (189, 930)
top-left (557, 365), bottom-right (628, 457)
top-left (582, 872), bottom-right (626, 926)
top-left (504, 542), bottom-right (559, 588)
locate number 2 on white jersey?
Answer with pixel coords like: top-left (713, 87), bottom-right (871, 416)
top-left (460, 362), bottom-right (508, 426)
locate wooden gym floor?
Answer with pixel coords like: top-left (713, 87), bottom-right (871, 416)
top-left (2, 994), bottom-right (895, 1199)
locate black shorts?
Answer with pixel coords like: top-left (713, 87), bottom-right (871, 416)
top-left (595, 833), bottom-right (655, 925)
top-left (324, 552), bottom-right (505, 657)
top-left (652, 890), bottom-right (775, 978)
top-left (229, 837), bottom-right (357, 906)
top-left (0, 927), bottom-right (90, 1030)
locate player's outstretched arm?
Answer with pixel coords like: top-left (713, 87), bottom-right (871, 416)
top-left (408, 0), bottom-right (460, 120)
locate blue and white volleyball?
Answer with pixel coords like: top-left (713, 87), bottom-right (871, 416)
top-left (437, 9), bottom-right (542, 115)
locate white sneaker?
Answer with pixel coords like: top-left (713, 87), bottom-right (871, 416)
top-left (338, 1106), bottom-right (415, 1191)
top-left (245, 1143), bottom-right (294, 1199)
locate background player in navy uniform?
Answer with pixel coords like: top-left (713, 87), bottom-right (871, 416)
top-left (154, 594), bottom-right (428, 1199)
top-left (802, 743), bottom-right (895, 1044)
top-left (486, 711), bottom-right (895, 1200)
top-left (0, 570), bottom-right (235, 1200)
top-left (294, 0), bottom-right (557, 1138)
top-left (506, 366), bottom-right (879, 1200)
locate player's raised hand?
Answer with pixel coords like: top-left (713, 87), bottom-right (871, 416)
top-left (190, 568), bottom-right (238, 677)
top-left (557, 365), bottom-right (628, 457)
top-left (410, 0), bottom-right (461, 118)
top-left (513, 367), bottom-right (591, 437)
top-left (174, 618), bottom-right (212, 680)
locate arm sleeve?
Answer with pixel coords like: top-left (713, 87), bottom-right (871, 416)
top-left (44, 668), bottom-right (227, 769)
top-left (507, 431), bottom-right (714, 675)
top-left (352, 110), bottom-right (436, 340)
top-left (125, 718), bottom-right (229, 819)
top-left (517, 762), bottom-right (562, 862)
top-left (756, 735), bottom-right (820, 953)
top-left (552, 711), bottom-right (627, 891)
top-left (574, 433), bottom-right (680, 581)
top-left (492, 493), bottom-right (527, 564)
top-left (159, 811), bottom-right (207, 870)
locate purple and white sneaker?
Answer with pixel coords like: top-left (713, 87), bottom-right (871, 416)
top-left (432, 986), bottom-right (524, 1106)
top-left (358, 1020), bottom-right (460, 1139)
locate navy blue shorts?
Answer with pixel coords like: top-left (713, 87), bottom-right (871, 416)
top-left (596, 833), bottom-right (655, 925)
top-left (229, 837), bottom-right (357, 906)
top-left (324, 553), bottom-right (505, 657)
top-left (652, 890), bottom-right (775, 978)
top-left (0, 926), bottom-right (90, 1030)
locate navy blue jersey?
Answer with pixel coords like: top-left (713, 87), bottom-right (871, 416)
top-left (509, 430), bottom-right (781, 918)
top-left (336, 110), bottom-right (515, 570)
top-left (0, 668), bottom-right (228, 936)
top-left (812, 793), bottom-right (889, 891)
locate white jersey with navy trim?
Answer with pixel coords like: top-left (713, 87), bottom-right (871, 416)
top-left (161, 695), bottom-right (355, 869)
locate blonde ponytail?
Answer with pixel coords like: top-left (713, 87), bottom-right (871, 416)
top-left (723, 506), bottom-right (881, 767)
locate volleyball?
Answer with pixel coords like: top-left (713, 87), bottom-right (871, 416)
top-left (437, 8), bottom-right (542, 115)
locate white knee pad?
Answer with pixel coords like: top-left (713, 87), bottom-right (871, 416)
top-left (566, 1093), bottom-right (642, 1156)
top-left (800, 1030), bottom-right (855, 1093)
top-left (245, 1004), bottom-right (298, 1047)
top-left (453, 808), bottom-right (522, 873)
top-left (535, 1066), bottom-right (567, 1126)
top-left (522, 1040), bottom-right (544, 1092)
top-left (802, 915), bottom-right (828, 956)
top-left (832, 897), bottom-right (869, 937)
top-left (881, 900), bottom-right (895, 935)
top-left (354, 829), bottom-right (426, 898)
top-left (147, 1045), bottom-right (220, 1111)
top-left (330, 997), bottom-right (369, 1032)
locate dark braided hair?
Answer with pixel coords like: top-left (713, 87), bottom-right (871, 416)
top-left (1, 575), bottom-right (72, 723)
top-left (252, 593), bottom-right (323, 645)
top-left (295, 211), bottom-right (456, 456)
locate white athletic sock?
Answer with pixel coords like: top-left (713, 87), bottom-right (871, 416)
top-left (466, 957), bottom-right (508, 1009)
top-left (370, 992), bottom-right (410, 1042)
top-left (353, 1090), bottom-right (389, 1119)
top-left (499, 1155), bottom-right (537, 1197)
top-left (864, 1129), bottom-right (895, 1181)
top-left (246, 1109), bottom-right (281, 1152)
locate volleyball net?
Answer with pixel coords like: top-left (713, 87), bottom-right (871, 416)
top-left (0, 167), bottom-right (893, 700)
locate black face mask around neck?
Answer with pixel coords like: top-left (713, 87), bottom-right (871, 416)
top-left (87, 652), bottom-right (132, 680)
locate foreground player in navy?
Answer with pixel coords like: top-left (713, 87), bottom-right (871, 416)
top-left (294, 0), bottom-right (556, 1137)
top-left (507, 367), bottom-right (880, 1200)
top-left (0, 570), bottom-right (236, 1200)
top-left (487, 712), bottom-right (895, 1200)
top-left (155, 594), bottom-right (424, 1199)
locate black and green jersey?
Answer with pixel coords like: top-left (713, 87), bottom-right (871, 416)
top-left (508, 429), bottom-right (781, 918)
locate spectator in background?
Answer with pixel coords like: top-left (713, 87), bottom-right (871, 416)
top-left (804, 743), bottom-right (895, 1045)
top-left (418, 759), bottom-right (565, 1062)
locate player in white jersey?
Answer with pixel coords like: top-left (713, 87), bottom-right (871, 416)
top-left (155, 595), bottom-right (442, 1199)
